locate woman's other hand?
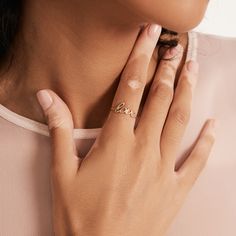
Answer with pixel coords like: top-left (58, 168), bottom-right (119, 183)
top-left (36, 24), bottom-right (216, 236)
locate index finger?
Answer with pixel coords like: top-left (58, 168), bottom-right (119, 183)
top-left (102, 24), bottom-right (162, 139)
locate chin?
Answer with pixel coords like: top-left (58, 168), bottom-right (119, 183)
top-left (155, 6), bottom-right (207, 33)
top-left (157, 16), bottom-right (205, 33)
top-left (117, 0), bottom-right (208, 33)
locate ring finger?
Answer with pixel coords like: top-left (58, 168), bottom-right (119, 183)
top-left (161, 60), bottom-right (199, 169)
top-left (135, 44), bottom-right (184, 146)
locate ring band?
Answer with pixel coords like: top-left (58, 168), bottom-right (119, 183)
top-left (110, 101), bottom-right (137, 118)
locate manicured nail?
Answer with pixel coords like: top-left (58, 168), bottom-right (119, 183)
top-left (36, 90), bottom-right (53, 110)
top-left (187, 60), bottom-right (199, 74)
top-left (163, 44), bottom-right (183, 59)
top-left (148, 24), bottom-right (160, 37)
top-left (204, 119), bottom-right (217, 138)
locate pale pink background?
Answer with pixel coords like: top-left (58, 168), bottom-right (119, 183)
top-left (0, 31), bottom-right (236, 235)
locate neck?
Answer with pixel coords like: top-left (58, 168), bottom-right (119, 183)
top-left (0, 1), bottom-right (188, 129)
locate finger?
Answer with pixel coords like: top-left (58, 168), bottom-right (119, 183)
top-left (135, 44), bottom-right (184, 147)
top-left (160, 60), bottom-right (199, 168)
top-left (176, 119), bottom-right (216, 191)
top-left (36, 89), bottom-right (79, 177)
top-left (101, 24), bottom-right (162, 140)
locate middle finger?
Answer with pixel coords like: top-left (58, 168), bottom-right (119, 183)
top-left (135, 44), bottom-right (184, 146)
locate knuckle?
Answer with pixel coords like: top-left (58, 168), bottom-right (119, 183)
top-left (179, 75), bottom-right (193, 91)
top-left (160, 61), bottom-right (176, 75)
top-left (133, 52), bottom-right (151, 66)
top-left (151, 82), bottom-right (174, 103)
top-left (49, 116), bottom-right (65, 130)
top-left (171, 107), bottom-right (190, 126)
top-left (43, 100), bottom-right (74, 131)
top-left (47, 109), bottom-right (69, 131)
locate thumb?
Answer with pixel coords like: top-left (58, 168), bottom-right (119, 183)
top-left (36, 89), bottom-right (79, 174)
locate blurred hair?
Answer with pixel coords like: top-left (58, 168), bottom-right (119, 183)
top-left (0, 0), bottom-right (22, 65)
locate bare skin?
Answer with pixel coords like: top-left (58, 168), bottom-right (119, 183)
top-left (0, 1), bottom-right (212, 235)
top-left (36, 24), bottom-right (216, 235)
top-left (0, 0), bottom-right (198, 130)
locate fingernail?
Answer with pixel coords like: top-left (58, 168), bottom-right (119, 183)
top-left (148, 24), bottom-right (160, 37)
top-left (187, 60), bottom-right (199, 74)
top-left (36, 90), bottom-right (53, 110)
top-left (163, 44), bottom-right (183, 59)
top-left (205, 119), bottom-right (217, 138)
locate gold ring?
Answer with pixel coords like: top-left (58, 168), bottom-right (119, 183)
top-left (110, 101), bottom-right (137, 118)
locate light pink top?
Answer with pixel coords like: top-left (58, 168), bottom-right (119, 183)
top-left (0, 31), bottom-right (236, 235)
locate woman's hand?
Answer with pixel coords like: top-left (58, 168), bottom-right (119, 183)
top-left (36, 24), bottom-right (216, 236)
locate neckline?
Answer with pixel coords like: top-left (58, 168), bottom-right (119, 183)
top-left (0, 31), bottom-right (198, 139)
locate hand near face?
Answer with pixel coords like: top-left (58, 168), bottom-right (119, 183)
top-left (36, 24), bottom-right (216, 236)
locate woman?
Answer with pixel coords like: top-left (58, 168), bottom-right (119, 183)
top-left (0, 0), bottom-right (235, 235)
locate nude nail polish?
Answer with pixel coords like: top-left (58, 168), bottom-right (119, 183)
top-left (148, 24), bottom-right (160, 37)
top-left (36, 90), bottom-right (53, 110)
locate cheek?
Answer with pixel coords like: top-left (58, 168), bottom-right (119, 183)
top-left (118, 0), bottom-right (208, 32)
